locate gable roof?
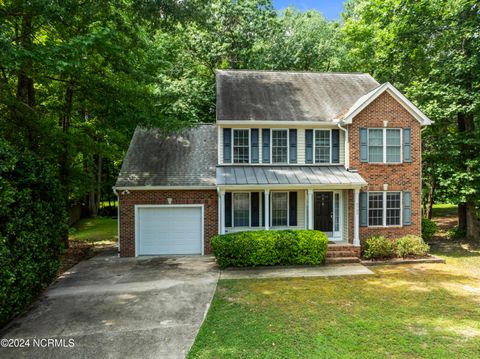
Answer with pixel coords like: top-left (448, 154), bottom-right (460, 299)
top-left (216, 70), bottom-right (380, 122)
top-left (339, 82), bottom-right (432, 126)
top-left (115, 125), bottom-right (217, 188)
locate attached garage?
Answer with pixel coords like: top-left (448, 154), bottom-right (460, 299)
top-left (135, 205), bottom-right (204, 256)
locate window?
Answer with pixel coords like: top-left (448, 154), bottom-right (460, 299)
top-left (334, 193), bottom-right (340, 232)
top-left (368, 128), bottom-right (402, 163)
top-left (315, 130), bottom-right (330, 163)
top-left (233, 193), bottom-right (249, 227)
top-left (368, 129), bottom-right (383, 163)
top-left (386, 192), bottom-right (401, 225)
top-left (272, 130), bottom-right (288, 163)
top-left (271, 192), bottom-right (288, 226)
top-left (368, 191), bottom-right (402, 227)
top-left (386, 129), bottom-right (401, 163)
top-left (368, 192), bottom-right (384, 226)
top-left (233, 129), bottom-right (249, 163)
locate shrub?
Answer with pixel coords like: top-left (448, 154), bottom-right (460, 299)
top-left (447, 226), bottom-right (466, 239)
top-left (211, 230), bottom-right (328, 269)
top-left (422, 218), bottom-right (437, 241)
top-left (362, 235), bottom-right (394, 260)
top-left (0, 140), bottom-right (66, 326)
top-left (395, 235), bottom-right (430, 258)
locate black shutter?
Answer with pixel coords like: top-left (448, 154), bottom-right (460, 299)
top-left (332, 129), bottom-right (340, 163)
top-left (225, 192), bottom-right (232, 227)
top-left (289, 192), bottom-right (297, 226)
top-left (289, 129), bottom-right (297, 163)
top-left (305, 129), bottom-right (313, 164)
top-left (223, 128), bottom-right (232, 163)
top-left (251, 192), bottom-right (260, 227)
top-left (251, 129), bottom-right (259, 163)
top-left (262, 129), bottom-right (270, 163)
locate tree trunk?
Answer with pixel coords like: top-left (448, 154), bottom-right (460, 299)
top-left (59, 83), bottom-right (75, 248)
top-left (458, 203), bottom-right (467, 232)
top-left (425, 181), bottom-right (435, 220)
top-left (96, 155), bottom-right (102, 214)
top-left (466, 203), bottom-right (480, 240)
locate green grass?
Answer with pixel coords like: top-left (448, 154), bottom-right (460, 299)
top-left (69, 216), bottom-right (117, 244)
top-left (431, 203), bottom-right (457, 218)
top-left (189, 240), bottom-right (480, 359)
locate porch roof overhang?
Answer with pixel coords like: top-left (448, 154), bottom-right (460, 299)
top-left (216, 165), bottom-right (367, 189)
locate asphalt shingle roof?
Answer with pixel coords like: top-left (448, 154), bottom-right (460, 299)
top-left (216, 70), bottom-right (380, 122)
top-left (115, 125), bottom-right (217, 187)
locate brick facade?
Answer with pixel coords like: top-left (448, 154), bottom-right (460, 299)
top-left (348, 91), bottom-right (422, 243)
top-left (118, 190), bottom-right (218, 257)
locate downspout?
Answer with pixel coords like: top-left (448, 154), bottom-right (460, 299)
top-left (113, 187), bottom-right (120, 257)
top-left (337, 121), bottom-right (349, 169)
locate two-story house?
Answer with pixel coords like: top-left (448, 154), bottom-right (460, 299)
top-left (115, 70), bottom-right (431, 259)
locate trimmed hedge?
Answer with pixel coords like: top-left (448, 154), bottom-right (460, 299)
top-left (395, 235), bottom-right (430, 258)
top-left (211, 230), bottom-right (328, 269)
top-left (0, 140), bottom-right (66, 326)
top-left (361, 235), bottom-right (394, 260)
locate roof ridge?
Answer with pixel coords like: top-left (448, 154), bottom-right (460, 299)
top-left (216, 69), bottom-right (372, 76)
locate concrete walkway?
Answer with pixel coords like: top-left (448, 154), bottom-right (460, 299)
top-left (221, 263), bottom-right (374, 280)
top-left (0, 252), bottom-right (219, 359)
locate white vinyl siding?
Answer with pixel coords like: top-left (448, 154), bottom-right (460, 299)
top-left (219, 126), bottom-right (345, 165)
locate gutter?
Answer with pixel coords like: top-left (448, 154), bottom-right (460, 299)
top-left (113, 187), bottom-right (120, 257)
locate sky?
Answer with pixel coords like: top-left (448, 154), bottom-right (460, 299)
top-left (273, 0), bottom-right (345, 19)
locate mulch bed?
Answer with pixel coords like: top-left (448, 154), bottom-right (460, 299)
top-left (58, 240), bottom-right (116, 274)
top-left (361, 255), bottom-right (445, 266)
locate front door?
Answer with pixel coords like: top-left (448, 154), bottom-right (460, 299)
top-left (314, 192), bottom-right (333, 232)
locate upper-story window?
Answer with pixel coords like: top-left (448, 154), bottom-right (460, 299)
top-left (271, 129), bottom-right (288, 163)
top-left (368, 128), bottom-right (401, 163)
top-left (315, 130), bottom-right (331, 163)
top-left (233, 129), bottom-right (249, 163)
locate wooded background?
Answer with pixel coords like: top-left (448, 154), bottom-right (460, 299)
top-left (0, 0), bottom-right (479, 323)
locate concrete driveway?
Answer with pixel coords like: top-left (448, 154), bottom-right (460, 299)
top-left (0, 251), bottom-right (219, 359)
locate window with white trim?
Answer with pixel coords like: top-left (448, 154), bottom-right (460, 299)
top-left (272, 129), bottom-right (288, 163)
top-left (233, 192), bottom-right (249, 227)
top-left (233, 129), bottom-right (249, 163)
top-left (386, 192), bottom-right (401, 226)
top-left (314, 130), bottom-right (331, 163)
top-left (368, 128), bottom-right (402, 163)
top-left (368, 191), bottom-right (402, 227)
top-left (271, 192), bottom-right (288, 226)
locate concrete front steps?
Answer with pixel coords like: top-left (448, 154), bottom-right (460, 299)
top-left (326, 244), bottom-right (360, 264)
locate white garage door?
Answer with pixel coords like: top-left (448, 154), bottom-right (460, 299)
top-left (136, 206), bottom-right (203, 255)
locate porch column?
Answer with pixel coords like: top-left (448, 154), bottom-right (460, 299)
top-left (307, 189), bottom-right (314, 230)
top-left (264, 189), bottom-right (270, 230)
top-left (219, 190), bottom-right (226, 235)
top-left (353, 188), bottom-right (360, 246)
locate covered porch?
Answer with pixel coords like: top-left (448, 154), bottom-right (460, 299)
top-left (216, 166), bottom-right (367, 247)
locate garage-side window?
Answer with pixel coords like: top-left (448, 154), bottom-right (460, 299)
top-left (233, 192), bottom-right (250, 227)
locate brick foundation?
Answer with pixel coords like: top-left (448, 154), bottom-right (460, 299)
top-left (118, 190), bottom-right (218, 257)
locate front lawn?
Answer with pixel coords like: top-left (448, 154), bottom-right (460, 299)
top-left (189, 239), bottom-right (480, 358)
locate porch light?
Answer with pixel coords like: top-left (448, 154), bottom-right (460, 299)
top-left (167, 198), bottom-right (173, 204)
